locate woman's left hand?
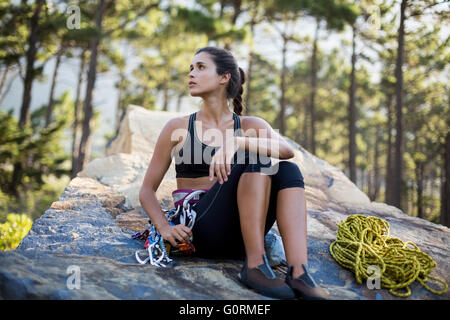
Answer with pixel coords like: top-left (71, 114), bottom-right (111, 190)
top-left (209, 138), bottom-right (239, 184)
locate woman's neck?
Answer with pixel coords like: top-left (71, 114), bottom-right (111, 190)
top-left (199, 100), bottom-right (232, 126)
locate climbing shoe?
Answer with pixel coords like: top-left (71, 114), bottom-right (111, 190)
top-left (238, 254), bottom-right (295, 299)
top-left (285, 264), bottom-right (330, 300)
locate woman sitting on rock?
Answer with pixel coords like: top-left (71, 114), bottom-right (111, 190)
top-left (139, 46), bottom-right (329, 300)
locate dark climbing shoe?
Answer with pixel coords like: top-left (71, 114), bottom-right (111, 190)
top-left (238, 254), bottom-right (295, 299)
top-left (285, 264), bottom-right (330, 300)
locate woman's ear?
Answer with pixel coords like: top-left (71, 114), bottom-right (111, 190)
top-left (220, 72), bottom-right (231, 85)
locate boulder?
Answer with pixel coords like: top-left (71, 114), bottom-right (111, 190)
top-left (1, 105), bottom-right (448, 300)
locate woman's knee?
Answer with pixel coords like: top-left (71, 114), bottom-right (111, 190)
top-left (271, 161), bottom-right (305, 190)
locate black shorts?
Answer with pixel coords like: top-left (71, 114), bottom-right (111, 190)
top-left (191, 150), bottom-right (305, 260)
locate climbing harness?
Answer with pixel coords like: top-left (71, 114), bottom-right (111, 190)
top-left (329, 214), bottom-right (448, 297)
top-left (132, 189), bottom-right (208, 267)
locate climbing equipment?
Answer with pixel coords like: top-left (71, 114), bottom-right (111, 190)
top-left (329, 214), bottom-right (448, 297)
top-left (132, 189), bottom-right (208, 267)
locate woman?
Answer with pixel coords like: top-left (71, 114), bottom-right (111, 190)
top-left (139, 46), bottom-right (329, 300)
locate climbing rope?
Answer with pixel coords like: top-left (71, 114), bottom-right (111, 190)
top-left (329, 214), bottom-right (448, 297)
top-left (132, 189), bottom-right (205, 267)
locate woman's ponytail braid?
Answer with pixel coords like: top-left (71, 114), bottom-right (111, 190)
top-left (232, 67), bottom-right (245, 116)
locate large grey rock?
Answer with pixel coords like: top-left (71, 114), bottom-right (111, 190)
top-left (0, 105), bottom-right (448, 300)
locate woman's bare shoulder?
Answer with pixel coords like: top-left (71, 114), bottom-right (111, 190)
top-left (164, 114), bottom-right (191, 131)
top-left (240, 115), bottom-right (273, 132)
top-left (163, 114), bottom-right (192, 146)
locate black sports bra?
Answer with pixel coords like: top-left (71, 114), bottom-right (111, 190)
top-left (173, 111), bottom-right (242, 178)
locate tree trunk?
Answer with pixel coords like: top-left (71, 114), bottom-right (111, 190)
top-left (245, 50), bottom-right (254, 116)
top-left (279, 34), bottom-right (287, 136)
top-left (19, 0), bottom-right (44, 128)
top-left (45, 45), bottom-right (64, 128)
top-left (71, 48), bottom-right (87, 179)
top-left (441, 130), bottom-right (450, 227)
top-left (221, 0), bottom-right (242, 51)
top-left (293, 102), bottom-right (301, 143)
top-left (0, 68), bottom-right (18, 107)
top-left (309, 20), bottom-right (319, 155)
top-left (245, 9), bottom-right (257, 116)
top-left (385, 93), bottom-right (394, 204)
top-left (360, 167), bottom-right (365, 193)
top-left (162, 81), bottom-right (169, 111)
top-left (115, 70), bottom-right (125, 133)
top-left (348, 25), bottom-right (357, 183)
top-left (219, 0), bottom-right (225, 19)
top-left (8, 0), bottom-right (44, 197)
top-left (392, 0), bottom-right (407, 210)
top-left (302, 99), bottom-right (309, 149)
top-left (177, 93), bottom-right (184, 113)
top-left (77, 0), bottom-right (108, 172)
top-left (416, 161), bottom-right (424, 219)
top-left (373, 128), bottom-right (381, 201)
top-left (0, 66), bottom-right (10, 96)
top-left (230, 0), bottom-right (242, 25)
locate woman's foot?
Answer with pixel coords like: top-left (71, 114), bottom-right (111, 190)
top-left (285, 264), bottom-right (330, 300)
top-left (238, 254), bottom-right (295, 299)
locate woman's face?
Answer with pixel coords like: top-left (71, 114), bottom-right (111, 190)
top-left (188, 52), bottom-right (228, 97)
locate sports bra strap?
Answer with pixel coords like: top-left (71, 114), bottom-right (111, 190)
top-left (188, 112), bottom-right (195, 135)
top-left (233, 113), bottom-right (242, 136)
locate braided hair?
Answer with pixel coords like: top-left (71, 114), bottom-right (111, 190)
top-left (195, 47), bottom-right (246, 115)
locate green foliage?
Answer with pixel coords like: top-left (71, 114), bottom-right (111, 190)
top-left (265, 0), bottom-right (359, 30)
top-left (0, 170), bottom-right (69, 226)
top-left (0, 92), bottom-right (72, 197)
top-left (0, 213), bottom-right (32, 251)
top-left (245, 52), bottom-right (279, 119)
top-left (176, 7), bottom-right (218, 35)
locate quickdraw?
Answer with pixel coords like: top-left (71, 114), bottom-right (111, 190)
top-left (132, 189), bottom-right (208, 267)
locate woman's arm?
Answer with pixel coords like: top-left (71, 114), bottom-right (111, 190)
top-left (139, 118), bottom-right (192, 246)
top-left (208, 116), bottom-right (295, 183)
top-left (235, 116), bottom-right (295, 159)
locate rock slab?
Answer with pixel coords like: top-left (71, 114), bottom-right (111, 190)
top-left (1, 106), bottom-right (448, 300)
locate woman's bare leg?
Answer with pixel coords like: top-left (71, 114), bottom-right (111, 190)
top-left (276, 187), bottom-right (308, 278)
top-left (236, 172), bottom-right (271, 268)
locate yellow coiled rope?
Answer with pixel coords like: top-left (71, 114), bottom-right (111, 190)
top-left (329, 214), bottom-right (448, 297)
